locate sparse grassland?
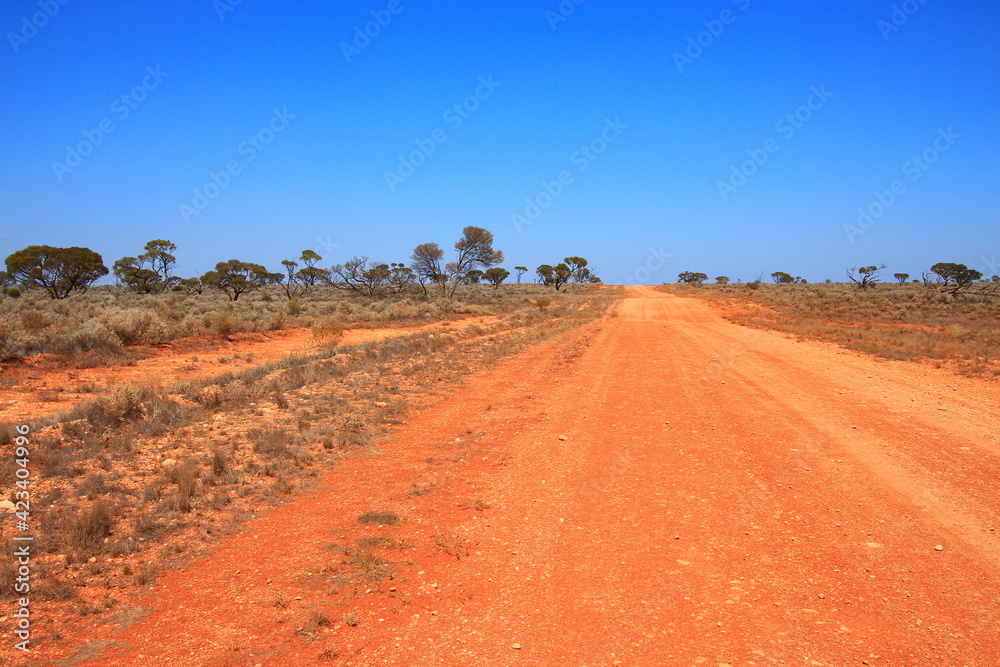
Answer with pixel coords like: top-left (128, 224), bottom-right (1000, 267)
top-left (0, 283), bottom-right (583, 365)
top-left (664, 282), bottom-right (1000, 377)
top-left (0, 286), bottom-right (619, 625)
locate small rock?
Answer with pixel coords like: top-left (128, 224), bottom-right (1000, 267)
top-left (558, 435), bottom-right (568, 441)
top-left (934, 544), bottom-right (944, 551)
top-left (161, 458), bottom-right (177, 468)
top-left (512, 643), bottom-right (521, 650)
top-left (0, 500), bottom-right (15, 512)
top-left (374, 402), bottom-right (388, 408)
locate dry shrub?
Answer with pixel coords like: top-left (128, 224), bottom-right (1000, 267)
top-left (312, 324), bottom-right (344, 347)
top-left (55, 321), bottom-right (124, 357)
top-left (103, 309), bottom-right (167, 345)
top-left (337, 431), bottom-right (372, 450)
top-left (249, 428), bottom-right (293, 458)
top-left (210, 448), bottom-right (229, 476)
top-left (136, 395), bottom-right (184, 437)
top-left (21, 310), bottom-right (48, 331)
top-left (166, 463), bottom-right (198, 513)
top-left (196, 385), bottom-right (223, 409)
top-left (208, 312), bottom-right (240, 338)
top-left (0, 317), bottom-right (16, 359)
top-left (91, 383), bottom-right (151, 426)
top-left (358, 511), bottom-right (399, 525)
top-left (64, 500), bottom-right (115, 555)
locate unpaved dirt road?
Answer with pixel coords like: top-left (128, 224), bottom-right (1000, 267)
top-left (62, 287), bottom-right (1000, 666)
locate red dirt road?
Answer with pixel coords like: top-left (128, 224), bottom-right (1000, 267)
top-left (63, 287), bottom-right (1000, 666)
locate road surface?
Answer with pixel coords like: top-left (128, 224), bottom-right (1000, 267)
top-left (69, 287), bottom-right (1000, 666)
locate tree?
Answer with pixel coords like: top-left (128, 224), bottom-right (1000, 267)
top-left (552, 263), bottom-right (572, 291)
top-left (771, 271), bottom-right (794, 284)
top-left (113, 256), bottom-right (161, 293)
top-left (112, 239), bottom-right (178, 293)
top-left (846, 264), bottom-right (886, 290)
top-left (564, 256), bottom-right (589, 283)
top-left (929, 263), bottom-right (983, 288)
top-left (327, 256), bottom-right (411, 299)
top-left (178, 277), bottom-right (204, 295)
top-left (279, 259), bottom-right (304, 300)
top-left (411, 228), bottom-right (503, 298)
top-left (536, 264), bottom-right (554, 286)
top-left (464, 270), bottom-right (484, 285)
top-left (139, 239), bottom-right (177, 286)
top-left (296, 250), bottom-right (328, 289)
top-left (514, 266), bottom-right (528, 284)
top-left (893, 272), bottom-right (910, 284)
top-left (410, 242), bottom-right (446, 296)
top-left (201, 259), bottom-right (277, 301)
top-left (677, 271), bottom-right (708, 285)
top-left (5, 245), bottom-right (109, 299)
top-left (446, 227), bottom-right (504, 298)
top-left (483, 267), bottom-right (510, 289)
top-left (715, 276), bottom-right (730, 285)
top-left (388, 263), bottom-right (414, 291)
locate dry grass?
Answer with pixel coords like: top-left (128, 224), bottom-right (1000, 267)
top-left (0, 283), bottom-right (597, 364)
top-left (665, 282), bottom-right (1000, 377)
top-left (0, 286), bottom-right (620, 621)
top-left (358, 511), bottom-right (400, 526)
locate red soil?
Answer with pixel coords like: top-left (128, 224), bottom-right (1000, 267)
top-left (28, 288), bottom-right (1000, 665)
top-left (0, 317), bottom-right (497, 420)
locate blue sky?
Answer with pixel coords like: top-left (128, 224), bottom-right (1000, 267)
top-left (1, 0), bottom-right (998, 285)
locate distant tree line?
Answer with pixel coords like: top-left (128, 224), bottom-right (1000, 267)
top-left (2, 227), bottom-right (602, 300)
top-left (671, 262), bottom-right (999, 297)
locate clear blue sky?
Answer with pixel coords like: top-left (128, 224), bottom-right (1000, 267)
top-left (2, 0), bottom-right (998, 284)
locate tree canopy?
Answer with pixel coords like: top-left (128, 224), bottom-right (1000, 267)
top-left (5, 245), bottom-right (109, 299)
top-left (201, 259), bottom-right (279, 301)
